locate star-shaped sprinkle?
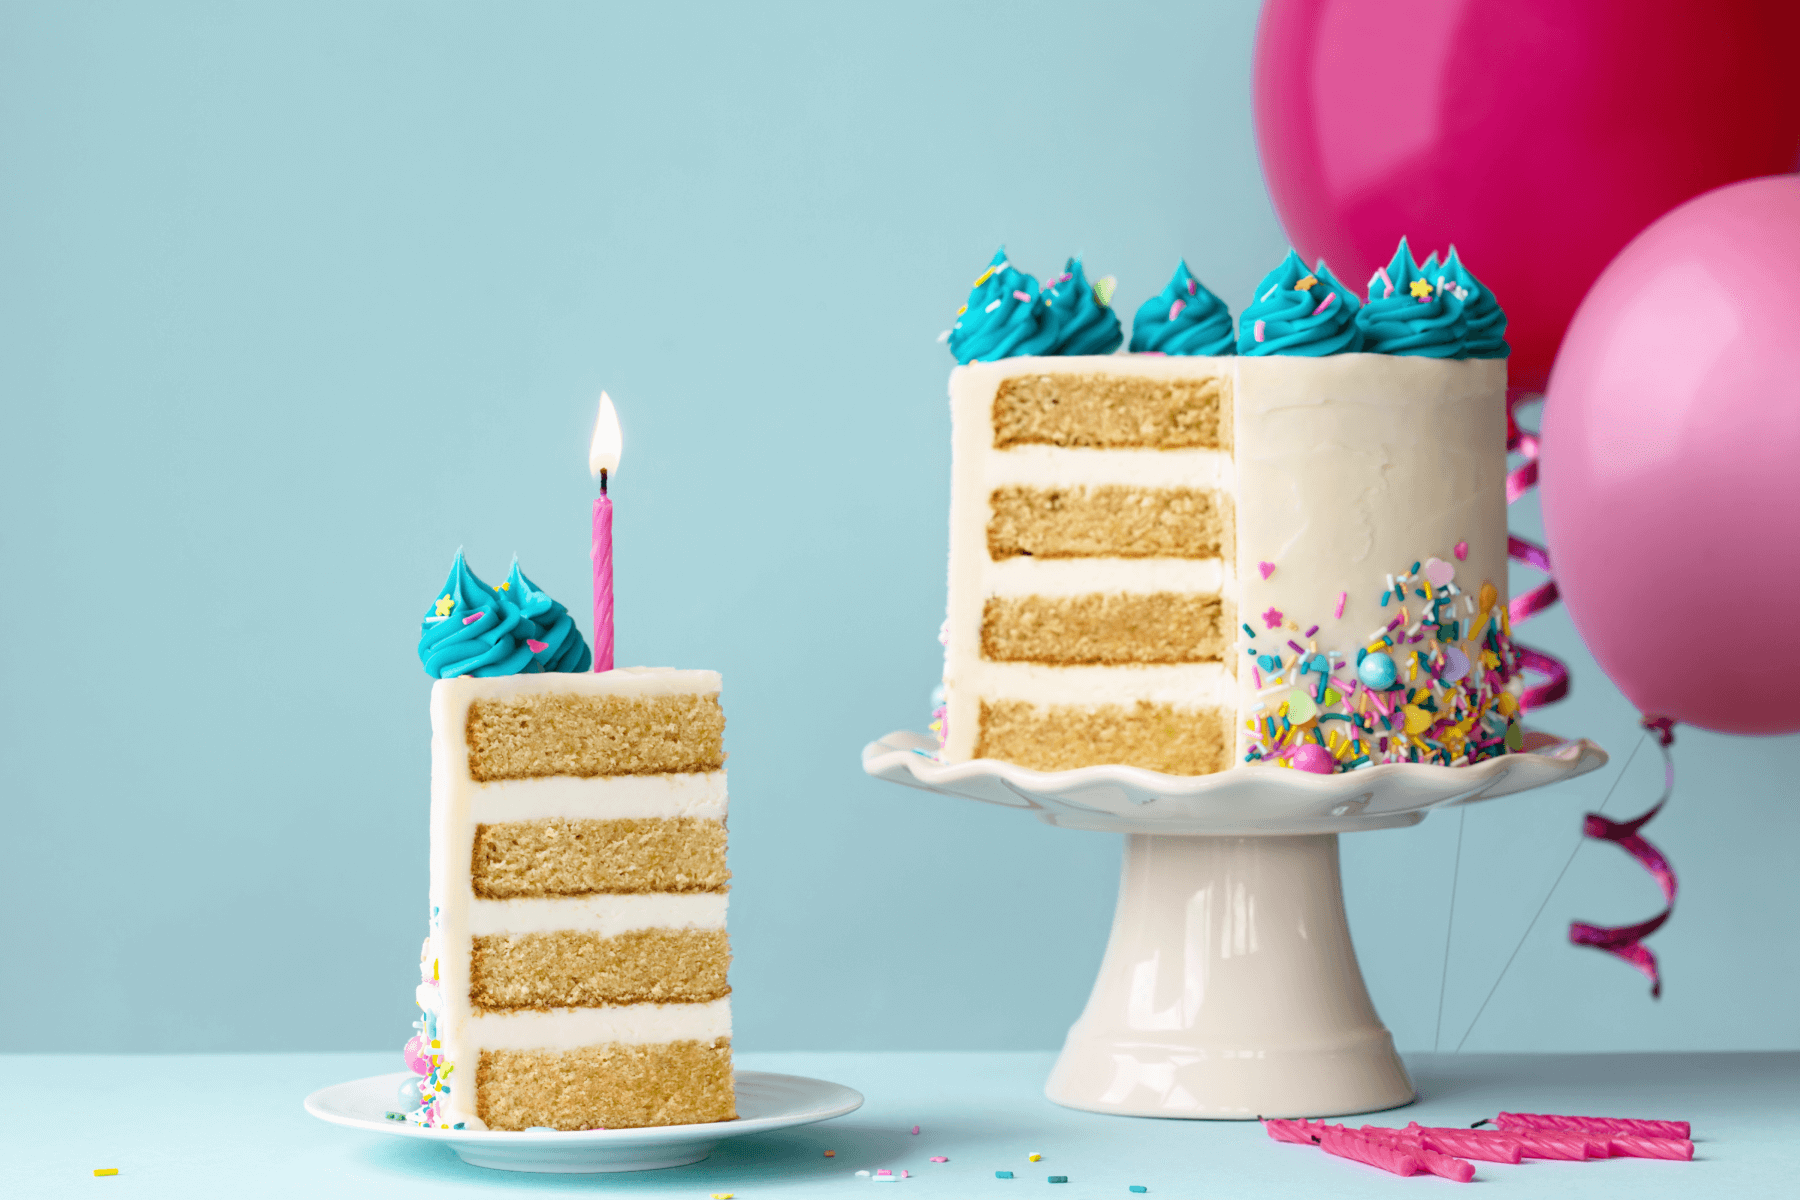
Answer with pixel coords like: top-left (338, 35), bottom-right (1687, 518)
top-left (1409, 279), bottom-right (1434, 299)
top-left (1294, 274), bottom-right (1318, 292)
top-left (1261, 607), bottom-right (1284, 629)
top-left (434, 595), bottom-right (454, 617)
top-left (494, 581), bottom-right (509, 591)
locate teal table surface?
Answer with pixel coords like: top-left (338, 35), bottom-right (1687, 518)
top-left (5, 1051), bottom-right (1794, 1198)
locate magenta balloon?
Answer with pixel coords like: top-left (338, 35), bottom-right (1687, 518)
top-left (1254, 0), bottom-right (1800, 392)
top-left (1539, 176), bottom-right (1800, 734)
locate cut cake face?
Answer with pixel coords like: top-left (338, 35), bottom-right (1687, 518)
top-left (419, 668), bottom-right (735, 1131)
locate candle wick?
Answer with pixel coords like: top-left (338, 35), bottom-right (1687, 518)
top-left (599, 468), bottom-right (608, 496)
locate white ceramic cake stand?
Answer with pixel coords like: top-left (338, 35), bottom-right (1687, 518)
top-left (304, 1070), bottom-right (862, 1173)
top-left (861, 730), bottom-right (1606, 1120)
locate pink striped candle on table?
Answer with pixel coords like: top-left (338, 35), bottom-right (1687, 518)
top-left (588, 392), bottom-right (622, 671)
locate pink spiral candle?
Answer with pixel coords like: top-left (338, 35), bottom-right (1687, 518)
top-left (587, 392), bottom-right (621, 673)
top-left (591, 488), bottom-right (613, 671)
top-left (1497, 1112), bottom-right (1691, 1141)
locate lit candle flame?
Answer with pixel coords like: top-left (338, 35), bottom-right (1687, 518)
top-left (589, 392), bottom-right (622, 478)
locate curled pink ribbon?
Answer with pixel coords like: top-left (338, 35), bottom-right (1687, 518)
top-left (1505, 391), bottom-right (1568, 711)
top-left (1568, 716), bottom-right (1678, 996)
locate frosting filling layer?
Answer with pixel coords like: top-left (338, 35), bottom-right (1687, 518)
top-left (466, 772), bottom-right (728, 823)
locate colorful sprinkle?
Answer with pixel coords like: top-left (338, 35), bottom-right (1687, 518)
top-left (1241, 547), bottom-right (1523, 772)
top-left (94, 1169), bottom-right (119, 1177)
top-left (526, 638), bottom-right (548, 653)
top-left (1028, 1154), bottom-right (1042, 1162)
top-left (1049, 1176), bottom-right (1069, 1184)
top-left (1169, 299), bottom-right (1186, 322)
top-left (1254, 318), bottom-right (1266, 342)
top-left (1258, 561), bottom-right (1276, 579)
top-left (434, 595), bottom-right (455, 617)
top-left (461, 611), bottom-right (484, 625)
top-left (1453, 539), bottom-right (1469, 561)
top-left (1333, 590), bottom-right (1347, 619)
top-left (996, 1171), bottom-right (1015, 1179)
top-left (911, 1125), bottom-right (920, 1135)
top-left (824, 1151), bottom-right (836, 1158)
top-left (930, 1156), bottom-right (948, 1163)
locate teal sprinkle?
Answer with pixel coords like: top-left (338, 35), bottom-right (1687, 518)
top-left (1131, 1188), bottom-right (1149, 1194)
top-left (1381, 593), bottom-right (1390, 607)
top-left (996, 1171), bottom-right (1014, 1179)
top-left (1242, 622), bottom-right (1257, 639)
top-left (1049, 1177), bottom-right (1069, 1184)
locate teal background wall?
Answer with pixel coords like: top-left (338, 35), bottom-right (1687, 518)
top-left (3, 1), bottom-right (1795, 1055)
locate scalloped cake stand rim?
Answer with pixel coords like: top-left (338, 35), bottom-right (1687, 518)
top-left (861, 729), bottom-right (1608, 835)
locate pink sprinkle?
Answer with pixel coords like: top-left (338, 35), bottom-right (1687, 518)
top-left (1251, 667), bottom-right (1263, 688)
top-left (1187, 278), bottom-right (1197, 296)
top-left (1254, 318), bottom-right (1266, 342)
top-left (1169, 299), bottom-right (1186, 322)
top-left (1312, 291), bottom-right (1336, 316)
top-left (1454, 540), bottom-right (1470, 560)
top-left (1258, 561), bottom-right (1275, 580)
top-left (461, 612), bottom-right (484, 625)
top-left (877, 1169), bottom-right (892, 1176)
top-left (930, 1157), bottom-right (948, 1164)
top-left (1375, 266), bottom-right (1394, 297)
top-left (910, 1126), bottom-right (920, 1135)
top-left (1261, 606), bottom-right (1283, 629)
top-left (901, 1170), bottom-right (911, 1178)
top-left (1012, 290), bottom-right (1030, 303)
top-left (1333, 591), bottom-right (1347, 619)
top-left (526, 638), bottom-right (548, 653)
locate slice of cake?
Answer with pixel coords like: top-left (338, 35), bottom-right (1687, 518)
top-left (939, 245), bottom-right (1521, 775)
top-left (424, 668), bottom-right (734, 1132)
top-left (404, 551), bottom-right (734, 1131)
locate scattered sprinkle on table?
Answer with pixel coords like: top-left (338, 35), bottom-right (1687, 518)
top-left (996, 1170), bottom-right (1014, 1179)
top-left (1028, 1153), bottom-right (1042, 1162)
top-left (856, 1170), bottom-right (870, 1177)
top-left (824, 1150), bottom-right (835, 1157)
top-left (710, 1194), bottom-right (734, 1199)
top-left (911, 1125), bottom-right (920, 1135)
top-left (1130, 1188), bottom-right (1148, 1194)
top-left (93, 1169), bottom-right (118, 1177)
top-left (1048, 1176), bottom-right (1068, 1184)
top-left (930, 1156), bottom-right (948, 1163)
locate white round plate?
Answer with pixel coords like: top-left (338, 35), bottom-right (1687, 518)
top-left (862, 729), bottom-right (1607, 835)
top-left (303, 1070), bottom-right (863, 1173)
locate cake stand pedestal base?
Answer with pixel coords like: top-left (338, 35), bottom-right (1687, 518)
top-left (1047, 832), bottom-right (1410, 1119)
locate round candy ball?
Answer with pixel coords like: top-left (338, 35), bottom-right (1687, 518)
top-left (396, 1075), bottom-right (427, 1109)
top-left (1357, 651), bottom-right (1397, 690)
top-left (1291, 744), bottom-right (1336, 774)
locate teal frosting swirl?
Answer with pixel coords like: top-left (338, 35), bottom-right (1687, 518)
top-left (418, 551), bottom-right (534, 678)
top-left (1129, 260), bottom-right (1235, 355)
top-left (1436, 247), bottom-right (1509, 358)
top-left (505, 558), bottom-right (591, 673)
top-left (1237, 250), bottom-right (1362, 356)
top-left (1043, 258), bottom-right (1122, 355)
top-left (1354, 237), bottom-right (1466, 357)
top-left (947, 248), bottom-right (1061, 364)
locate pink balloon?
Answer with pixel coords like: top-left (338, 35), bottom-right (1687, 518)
top-left (1539, 175), bottom-right (1800, 734)
top-left (1254, 0), bottom-right (1800, 392)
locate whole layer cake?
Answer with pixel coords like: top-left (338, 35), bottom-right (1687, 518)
top-left (938, 243), bottom-right (1523, 775)
top-left (405, 554), bottom-right (735, 1131)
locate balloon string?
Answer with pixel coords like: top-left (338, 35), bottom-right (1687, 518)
top-left (1568, 715), bottom-right (1678, 996)
top-left (1505, 390), bottom-right (1568, 711)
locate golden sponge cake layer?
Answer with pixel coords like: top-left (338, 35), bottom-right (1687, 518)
top-left (476, 1038), bottom-right (736, 1131)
